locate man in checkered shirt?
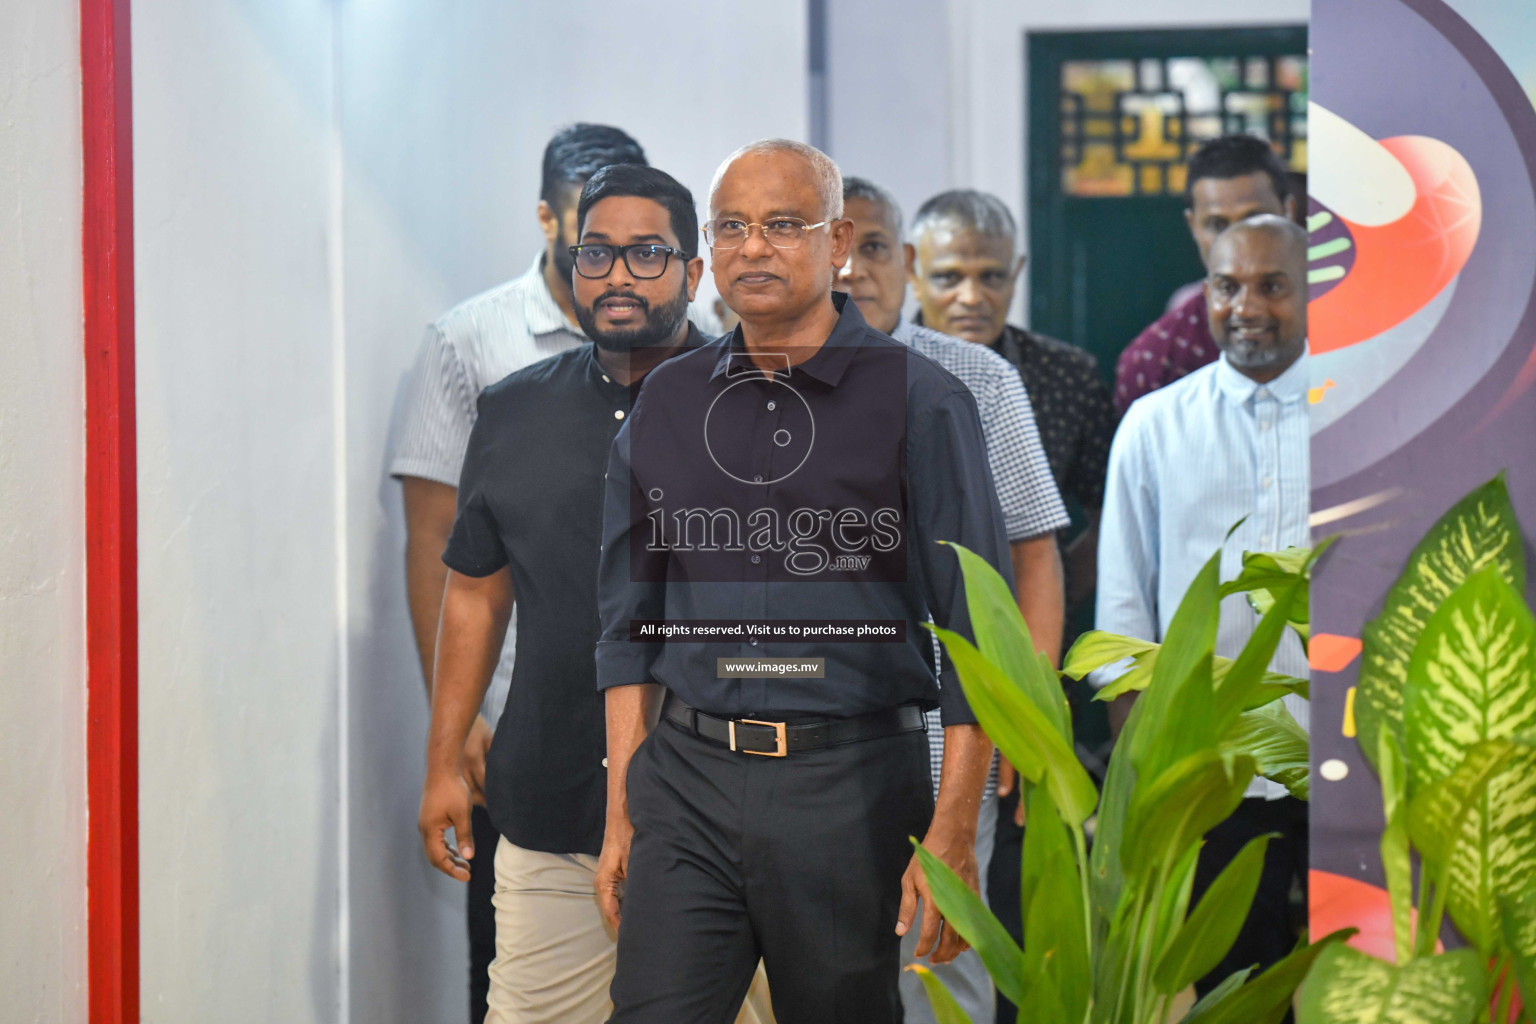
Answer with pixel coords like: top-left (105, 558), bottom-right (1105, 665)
top-left (835, 176), bottom-right (1068, 1024)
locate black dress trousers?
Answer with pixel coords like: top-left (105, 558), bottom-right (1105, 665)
top-left (1191, 795), bottom-right (1309, 998)
top-left (608, 716), bottom-right (935, 1024)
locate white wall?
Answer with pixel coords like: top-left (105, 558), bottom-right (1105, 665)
top-left (0, 3), bottom-right (87, 1021)
top-left (337, 5), bottom-right (808, 1020)
top-left (128, 1), bottom-right (808, 1021)
top-left (133, 1), bottom-right (343, 1021)
top-left (826, 0), bottom-right (1310, 321)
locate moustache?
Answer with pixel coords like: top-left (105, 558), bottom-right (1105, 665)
top-left (596, 291), bottom-right (649, 311)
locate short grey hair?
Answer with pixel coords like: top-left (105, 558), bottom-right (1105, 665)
top-left (842, 176), bottom-right (904, 239)
top-left (708, 138), bottom-right (844, 221)
top-left (909, 189), bottom-right (1016, 250)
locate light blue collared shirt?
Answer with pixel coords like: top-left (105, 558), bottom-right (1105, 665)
top-left (1096, 352), bottom-right (1310, 799)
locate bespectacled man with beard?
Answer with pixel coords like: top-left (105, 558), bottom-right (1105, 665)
top-left (594, 140), bottom-right (1012, 1023)
top-left (1096, 214), bottom-right (1312, 1003)
top-left (392, 124), bottom-right (717, 1024)
top-left (417, 164), bottom-right (765, 1024)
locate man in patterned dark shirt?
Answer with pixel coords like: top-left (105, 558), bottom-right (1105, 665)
top-left (908, 189), bottom-right (1115, 611)
top-left (1114, 135), bottom-right (1296, 414)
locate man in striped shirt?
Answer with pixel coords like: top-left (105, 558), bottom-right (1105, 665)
top-left (834, 175), bottom-right (1068, 1024)
top-left (389, 123), bottom-right (715, 1023)
top-left (1097, 215), bottom-right (1311, 999)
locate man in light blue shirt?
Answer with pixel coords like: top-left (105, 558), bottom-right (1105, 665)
top-left (1096, 214), bottom-right (1310, 999)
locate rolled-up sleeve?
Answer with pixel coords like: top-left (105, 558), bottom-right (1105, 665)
top-left (594, 392), bottom-right (669, 692)
top-left (1093, 403), bottom-right (1160, 684)
top-left (390, 323), bottom-right (477, 486)
top-left (441, 393), bottom-right (508, 578)
top-left (978, 368), bottom-right (1070, 542)
top-left (910, 388), bottom-right (1017, 726)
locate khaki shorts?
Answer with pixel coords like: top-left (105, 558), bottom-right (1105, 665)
top-left (486, 837), bottom-right (774, 1024)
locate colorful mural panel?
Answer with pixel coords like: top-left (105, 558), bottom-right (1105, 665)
top-left (1309, 0), bottom-right (1536, 952)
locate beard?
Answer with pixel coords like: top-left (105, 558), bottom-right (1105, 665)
top-left (1217, 319), bottom-right (1303, 371)
top-left (575, 287), bottom-right (691, 353)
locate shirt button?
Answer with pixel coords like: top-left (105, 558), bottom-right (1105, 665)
top-left (1261, 476), bottom-right (1273, 488)
top-left (767, 400), bottom-right (777, 411)
top-left (614, 409), bottom-right (625, 420)
top-left (749, 638), bottom-right (759, 646)
top-left (751, 554), bottom-right (762, 565)
top-left (753, 474), bottom-right (763, 483)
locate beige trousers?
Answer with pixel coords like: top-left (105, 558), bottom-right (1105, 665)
top-left (486, 838), bottom-right (775, 1024)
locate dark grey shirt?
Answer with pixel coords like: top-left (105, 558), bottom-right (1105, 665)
top-left (595, 295), bottom-right (1013, 726)
top-left (444, 330), bottom-right (705, 856)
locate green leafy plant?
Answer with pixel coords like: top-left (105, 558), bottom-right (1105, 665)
top-left (915, 540), bottom-right (1349, 1023)
top-left (1297, 474), bottom-right (1536, 1024)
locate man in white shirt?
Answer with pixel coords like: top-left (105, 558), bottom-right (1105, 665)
top-left (1096, 215), bottom-right (1310, 998)
top-left (390, 123), bottom-right (716, 1024)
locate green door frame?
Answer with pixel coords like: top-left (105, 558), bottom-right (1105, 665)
top-left (1026, 26), bottom-right (1308, 373)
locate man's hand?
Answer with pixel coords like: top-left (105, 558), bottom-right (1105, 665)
top-left (896, 819), bottom-right (979, 964)
top-left (460, 714), bottom-right (493, 806)
top-left (594, 816), bottom-right (634, 934)
top-left (419, 769), bottom-right (476, 882)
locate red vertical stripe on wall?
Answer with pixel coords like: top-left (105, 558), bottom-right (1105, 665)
top-left (81, 0), bottom-right (138, 1021)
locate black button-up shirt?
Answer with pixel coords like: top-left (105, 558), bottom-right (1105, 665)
top-left (444, 330), bottom-right (705, 856)
top-left (596, 296), bottom-right (1012, 726)
top-left (990, 324), bottom-right (1117, 509)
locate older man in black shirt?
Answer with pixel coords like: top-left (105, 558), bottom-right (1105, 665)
top-left (594, 140), bottom-right (1012, 1024)
top-left (418, 165), bottom-right (756, 1024)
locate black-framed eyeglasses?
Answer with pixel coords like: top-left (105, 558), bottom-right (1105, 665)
top-left (568, 243), bottom-right (690, 279)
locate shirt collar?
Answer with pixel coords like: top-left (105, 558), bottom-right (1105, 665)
top-left (517, 252), bottom-right (580, 336)
top-left (1214, 346), bottom-right (1311, 406)
top-left (584, 323), bottom-right (711, 393)
top-left (710, 292), bottom-right (867, 388)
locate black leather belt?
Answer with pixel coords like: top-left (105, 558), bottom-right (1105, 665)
top-left (663, 695), bottom-right (926, 757)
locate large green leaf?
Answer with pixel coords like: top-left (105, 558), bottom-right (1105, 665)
top-left (1499, 890), bottom-right (1536, 1016)
top-left (1089, 696), bottom-right (1143, 922)
top-left (1356, 474), bottom-right (1524, 772)
top-left (1063, 630), bottom-right (1159, 689)
top-left (1126, 552), bottom-right (1222, 783)
top-left (1377, 730), bottom-right (1415, 966)
top-left (1179, 967), bottom-right (1253, 1023)
top-left (911, 839), bottom-right (1026, 1008)
top-left (1188, 929), bottom-right (1356, 1024)
top-left (1219, 702), bottom-right (1311, 801)
top-left (1406, 738), bottom-right (1536, 954)
top-left (1212, 579), bottom-right (1303, 736)
top-left (1121, 750), bottom-right (1254, 883)
top-left (906, 965), bottom-right (979, 1024)
top-left (1295, 944), bottom-right (1488, 1024)
top-left (1021, 782), bottom-right (1091, 1022)
top-left (946, 542), bottom-right (1071, 738)
top-left (1404, 566), bottom-right (1536, 794)
top-left (1400, 565), bottom-right (1536, 954)
top-left (1148, 840), bottom-right (1203, 986)
top-left (1154, 833), bottom-right (1273, 995)
top-left (1221, 539), bottom-right (1332, 649)
top-left (930, 624), bottom-right (1099, 826)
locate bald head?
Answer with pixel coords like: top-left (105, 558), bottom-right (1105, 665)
top-left (1209, 214), bottom-right (1306, 277)
top-left (709, 139), bottom-right (843, 221)
top-left (1205, 214), bottom-right (1308, 382)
